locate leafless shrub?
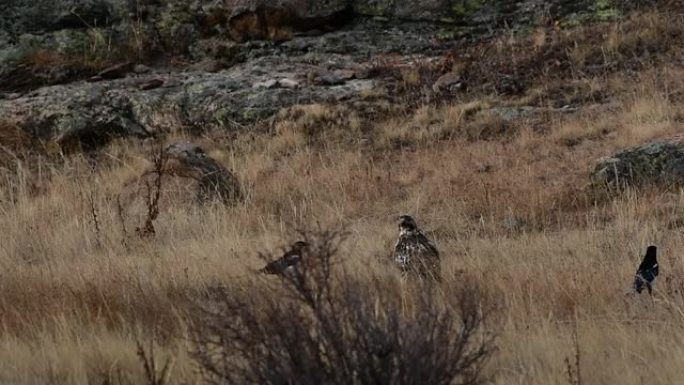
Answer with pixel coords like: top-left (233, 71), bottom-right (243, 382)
top-left (564, 324), bottom-right (582, 385)
top-left (79, 186), bottom-right (102, 249)
top-left (136, 143), bottom-right (167, 238)
top-left (190, 228), bottom-right (497, 385)
top-left (116, 193), bottom-right (130, 250)
top-left (97, 366), bottom-right (131, 385)
top-left (136, 339), bottom-right (176, 385)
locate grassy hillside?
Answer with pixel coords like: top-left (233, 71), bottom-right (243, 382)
top-left (0, 6), bottom-right (683, 385)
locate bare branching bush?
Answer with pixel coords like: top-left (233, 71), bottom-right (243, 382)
top-left (564, 324), bottom-right (582, 385)
top-left (136, 142), bottom-right (167, 238)
top-left (116, 193), bottom-right (130, 250)
top-left (78, 185), bottom-right (102, 249)
top-left (87, 188), bottom-right (102, 248)
top-left (136, 340), bottom-right (176, 385)
top-left (191, 229), bottom-right (496, 385)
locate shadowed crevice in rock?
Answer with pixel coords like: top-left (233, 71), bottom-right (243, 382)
top-left (227, 2), bottom-right (355, 42)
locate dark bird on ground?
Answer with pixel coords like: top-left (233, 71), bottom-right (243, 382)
top-left (261, 241), bottom-right (310, 276)
top-left (634, 245), bottom-right (659, 295)
top-left (393, 215), bottom-right (441, 280)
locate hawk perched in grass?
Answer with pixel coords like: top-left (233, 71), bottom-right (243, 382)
top-left (634, 245), bottom-right (659, 295)
top-left (261, 241), bottom-right (310, 276)
top-left (393, 215), bottom-right (440, 280)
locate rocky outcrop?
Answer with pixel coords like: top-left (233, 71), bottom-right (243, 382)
top-left (592, 141), bottom-right (684, 188)
top-left (0, 45), bottom-right (381, 148)
top-left (0, 0), bottom-right (601, 40)
top-left (162, 141), bottom-right (243, 203)
top-left (0, 2), bottom-right (638, 153)
top-left (0, 0), bottom-right (638, 89)
top-left (1, 81), bottom-right (151, 152)
top-left (0, 0), bottom-right (657, 151)
top-left (3, 18), bottom-right (460, 148)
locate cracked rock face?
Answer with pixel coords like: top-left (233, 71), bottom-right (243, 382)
top-left (1, 20), bottom-right (413, 150)
top-left (0, 0), bottom-right (642, 152)
top-left (0, 54), bottom-right (380, 147)
top-left (592, 141), bottom-right (684, 188)
top-left (1, 82), bottom-right (151, 151)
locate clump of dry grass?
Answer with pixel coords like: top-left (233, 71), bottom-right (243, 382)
top-left (3, 126), bottom-right (684, 384)
top-left (377, 102), bottom-right (494, 147)
top-left (453, 9), bottom-right (684, 103)
top-left (270, 104), bottom-right (362, 152)
top-left (2, 90), bottom-right (684, 384)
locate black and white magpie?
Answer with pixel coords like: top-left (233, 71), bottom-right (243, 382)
top-left (634, 245), bottom-right (659, 295)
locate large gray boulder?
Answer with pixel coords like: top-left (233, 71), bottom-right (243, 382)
top-left (162, 141), bottom-right (243, 203)
top-left (592, 141), bottom-right (684, 188)
top-left (119, 141), bottom-right (242, 235)
top-left (0, 81), bottom-right (151, 151)
top-left (121, 141), bottom-right (242, 204)
top-left (0, 49), bottom-right (378, 149)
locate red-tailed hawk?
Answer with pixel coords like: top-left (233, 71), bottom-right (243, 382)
top-left (261, 241), bottom-right (310, 276)
top-left (393, 215), bottom-right (440, 280)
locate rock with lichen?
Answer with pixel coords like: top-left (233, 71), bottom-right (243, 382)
top-left (118, 141), bottom-right (242, 234)
top-left (0, 0), bottom-right (664, 154)
top-left (162, 141), bottom-right (243, 203)
top-left (592, 141), bottom-right (684, 188)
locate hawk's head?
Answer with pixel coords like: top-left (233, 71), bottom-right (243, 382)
top-left (291, 241), bottom-right (310, 252)
top-left (397, 215), bottom-right (418, 233)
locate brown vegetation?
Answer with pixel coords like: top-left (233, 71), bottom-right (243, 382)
top-left (1, 7), bottom-right (684, 385)
top-left (192, 229), bottom-right (495, 385)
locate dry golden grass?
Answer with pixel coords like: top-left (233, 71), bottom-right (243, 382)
top-left (1, 8), bottom-right (684, 385)
top-left (2, 85), bottom-right (684, 384)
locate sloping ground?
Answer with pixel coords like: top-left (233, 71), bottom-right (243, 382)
top-left (0, 2), bottom-right (684, 385)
